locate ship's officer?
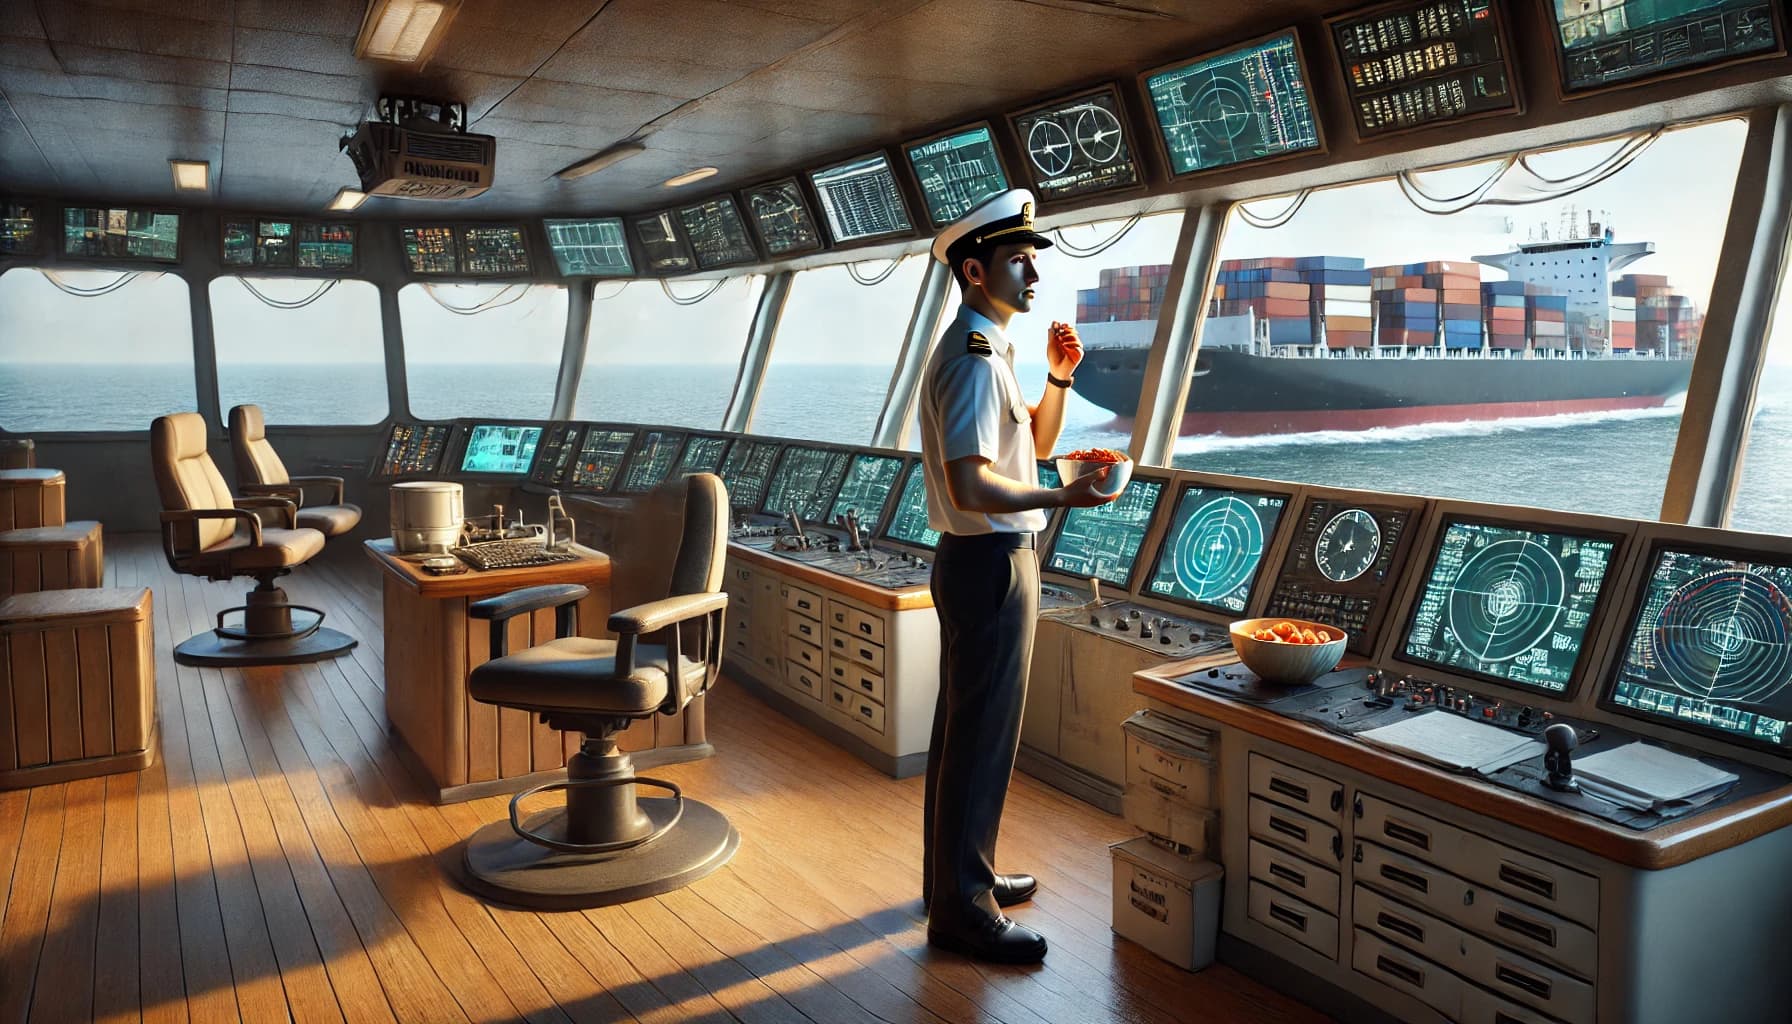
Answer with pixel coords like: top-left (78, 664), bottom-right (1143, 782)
top-left (919, 189), bottom-right (1120, 964)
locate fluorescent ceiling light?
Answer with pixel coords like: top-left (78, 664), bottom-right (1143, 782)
top-left (170, 159), bottom-right (209, 192)
top-left (557, 140), bottom-right (647, 181)
top-left (327, 187), bottom-right (368, 212)
top-left (663, 166), bottom-right (719, 188)
top-left (354, 0), bottom-right (460, 65)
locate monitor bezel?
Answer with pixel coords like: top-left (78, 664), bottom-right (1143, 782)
top-left (739, 176), bottom-right (826, 257)
top-left (757, 442), bottom-right (858, 524)
top-left (826, 451), bottom-right (911, 533)
top-left (804, 149), bottom-right (918, 246)
top-left (451, 420), bottom-right (550, 479)
top-left (220, 215), bottom-right (359, 273)
top-left (524, 421), bottom-right (587, 488)
top-left (370, 420), bottom-right (454, 480)
top-left (674, 194), bottom-right (762, 271)
top-left (877, 459), bottom-right (947, 553)
top-left (614, 426), bottom-right (694, 495)
top-left (60, 205), bottom-right (184, 264)
top-left (1542, 0), bottom-right (1788, 100)
top-left (717, 438), bottom-right (785, 512)
top-left (901, 119), bottom-right (1014, 231)
top-left (1004, 81), bottom-right (1149, 206)
top-left (1137, 26), bottom-right (1327, 183)
top-left (562, 423), bottom-right (641, 494)
top-left (1325, 0), bottom-right (1524, 143)
top-left (1039, 467), bottom-right (1174, 592)
top-left (541, 215), bottom-right (636, 278)
top-left (1135, 477), bottom-right (1299, 618)
top-left (629, 209), bottom-right (699, 277)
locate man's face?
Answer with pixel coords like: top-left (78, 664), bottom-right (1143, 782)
top-left (969, 243), bottom-right (1040, 316)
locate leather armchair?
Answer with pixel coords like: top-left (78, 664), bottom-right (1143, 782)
top-left (227, 404), bottom-right (362, 538)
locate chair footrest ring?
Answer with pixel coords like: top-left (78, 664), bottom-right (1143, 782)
top-left (215, 603), bottom-right (325, 642)
top-left (508, 775), bottom-right (685, 855)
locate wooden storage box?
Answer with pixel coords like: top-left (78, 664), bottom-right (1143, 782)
top-left (0, 521), bottom-right (103, 600)
top-left (0, 587), bottom-right (156, 788)
top-left (1111, 837), bottom-right (1223, 971)
top-left (0, 439), bottom-right (33, 470)
top-left (0, 469), bottom-right (66, 530)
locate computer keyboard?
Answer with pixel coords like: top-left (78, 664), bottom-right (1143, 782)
top-left (453, 540), bottom-right (580, 571)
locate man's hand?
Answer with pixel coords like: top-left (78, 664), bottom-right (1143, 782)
top-left (1047, 321), bottom-right (1083, 379)
top-left (1058, 467), bottom-right (1122, 508)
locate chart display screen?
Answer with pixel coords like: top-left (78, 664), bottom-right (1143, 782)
top-left (761, 447), bottom-right (852, 523)
top-left (298, 223), bottom-right (356, 269)
top-left (885, 463), bottom-right (942, 550)
top-left (676, 435), bottom-right (731, 477)
top-left (1045, 479), bottom-right (1165, 587)
top-left (905, 123), bottom-right (1010, 228)
top-left (1333, 0), bottom-right (1518, 137)
top-left (63, 208), bottom-right (180, 261)
top-left (529, 424), bottom-right (583, 486)
top-left (618, 430), bottom-right (688, 494)
top-left (1144, 484), bottom-right (1289, 613)
top-left (828, 455), bottom-right (906, 534)
top-left (677, 196), bottom-right (758, 270)
top-left (376, 423), bottom-right (451, 478)
top-left (402, 226), bottom-right (457, 273)
top-left (808, 153), bottom-right (913, 243)
top-left (743, 179), bottom-right (823, 256)
top-left (224, 219), bottom-right (299, 267)
top-left (461, 225), bottom-right (530, 274)
top-left (632, 212), bottom-right (695, 274)
top-left (1549, 0), bottom-right (1779, 93)
top-left (1010, 85), bottom-right (1142, 202)
top-left (568, 428), bottom-right (636, 492)
top-left (544, 217), bottom-right (633, 277)
top-left (1402, 520), bottom-right (1619, 694)
top-left (1, 203), bottom-right (36, 254)
top-left (719, 440), bottom-right (780, 511)
top-left (458, 424), bottom-right (542, 475)
top-left (1607, 547), bottom-right (1792, 751)
top-left (1144, 31), bottom-right (1320, 177)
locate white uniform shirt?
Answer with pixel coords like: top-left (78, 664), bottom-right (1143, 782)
top-left (920, 307), bottom-right (1050, 536)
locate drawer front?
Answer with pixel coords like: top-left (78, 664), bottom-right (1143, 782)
top-left (827, 600), bottom-right (851, 633)
top-left (787, 614), bottom-right (823, 645)
top-left (1248, 797), bottom-right (1341, 867)
top-left (727, 628), bottom-right (750, 659)
top-left (1351, 927), bottom-right (1462, 1021)
top-left (849, 693), bottom-right (886, 735)
top-left (1458, 986), bottom-right (1560, 1024)
top-left (1353, 885), bottom-right (1462, 976)
top-left (785, 661), bottom-right (824, 703)
top-left (828, 681), bottom-right (855, 718)
top-left (827, 655), bottom-right (886, 705)
top-left (847, 607), bottom-right (886, 646)
top-left (1248, 839), bottom-right (1339, 913)
top-left (1247, 880), bottom-right (1338, 960)
top-left (784, 635), bottom-right (823, 674)
top-left (1249, 753), bottom-right (1344, 823)
top-left (725, 565), bottom-right (754, 595)
top-left (1122, 791), bottom-right (1216, 856)
top-left (782, 584), bottom-right (823, 622)
top-left (1356, 793), bottom-right (1598, 926)
top-left (829, 630), bottom-right (885, 676)
top-left (1128, 736), bottom-right (1215, 809)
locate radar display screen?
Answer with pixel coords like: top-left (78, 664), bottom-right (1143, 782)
top-left (1, 203), bottom-right (36, 254)
top-left (461, 225), bottom-right (531, 274)
top-left (1143, 484), bottom-right (1290, 613)
top-left (529, 424), bottom-right (583, 486)
top-left (402, 226), bottom-right (458, 274)
top-left (618, 430), bottom-right (688, 494)
top-left (1264, 497), bottom-right (1418, 655)
top-left (632, 211), bottom-right (696, 274)
top-left (458, 424), bottom-right (542, 476)
top-left (376, 422), bottom-right (451, 478)
top-left (1401, 520), bottom-right (1619, 694)
top-left (1143, 31), bottom-right (1321, 177)
top-left (1549, 0), bottom-right (1779, 93)
top-left (1331, 0), bottom-right (1518, 138)
top-left (675, 435), bottom-right (731, 477)
top-left (719, 440), bottom-right (780, 511)
top-left (828, 455), bottom-right (906, 534)
top-left (298, 223), bottom-right (356, 269)
top-left (743, 178), bottom-right (823, 256)
top-left (677, 196), bottom-right (758, 270)
top-left (1044, 478), bottom-right (1166, 588)
top-left (761, 446), bottom-right (852, 523)
top-left (885, 463), bottom-right (942, 550)
top-left (1606, 547), bottom-right (1792, 752)
top-left (568, 428), bottom-right (636, 492)
top-left (63, 208), bottom-right (180, 261)
top-left (904, 123), bottom-right (1011, 229)
top-left (545, 217), bottom-right (634, 277)
top-left (1009, 85), bottom-right (1142, 203)
top-left (808, 152), bottom-right (914, 244)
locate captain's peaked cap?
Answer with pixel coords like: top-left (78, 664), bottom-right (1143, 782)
top-left (931, 188), bottom-right (1053, 268)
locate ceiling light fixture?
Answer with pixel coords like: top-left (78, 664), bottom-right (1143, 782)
top-left (354, 0), bottom-right (461, 66)
top-left (327, 187), bottom-right (369, 212)
top-left (170, 159), bottom-right (210, 192)
top-left (663, 166), bottom-right (719, 188)
top-left (556, 140), bottom-right (647, 181)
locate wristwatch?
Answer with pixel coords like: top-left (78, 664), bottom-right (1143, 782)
top-left (1047, 372), bottom-right (1074, 389)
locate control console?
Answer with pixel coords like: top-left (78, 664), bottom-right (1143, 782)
top-left (1043, 599), bottom-right (1233, 660)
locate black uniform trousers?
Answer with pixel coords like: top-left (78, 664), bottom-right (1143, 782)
top-left (923, 530), bottom-right (1040, 929)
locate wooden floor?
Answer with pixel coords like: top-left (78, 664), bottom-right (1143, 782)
top-left (0, 534), bottom-right (1330, 1024)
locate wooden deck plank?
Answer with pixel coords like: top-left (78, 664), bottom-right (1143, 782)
top-left (0, 786), bottom-right (64, 1024)
top-left (29, 776), bottom-right (106, 1023)
top-left (93, 772), bottom-right (142, 1024)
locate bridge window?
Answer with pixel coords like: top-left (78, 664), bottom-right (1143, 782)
top-left (400, 283), bottom-right (567, 420)
top-left (1732, 284), bottom-right (1792, 534)
top-left (1173, 119), bottom-right (1745, 519)
top-left (211, 277), bottom-right (387, 425)
top-left (573, 276), bottom-right (763, 428)
top-left (0, 268), bottom-right (194, 432)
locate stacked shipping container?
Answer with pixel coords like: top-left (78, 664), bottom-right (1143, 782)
top-left (1077, 265), bottom-right (1172, 324)
top-left (1613, 273), bottom-right (1702, 356)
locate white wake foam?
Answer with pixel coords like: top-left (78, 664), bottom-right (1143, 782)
top-left (1173, 398), bottom-right (1688, 455)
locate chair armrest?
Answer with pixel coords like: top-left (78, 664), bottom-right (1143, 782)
top-left (287, 475), bottom-right (346, 505)
top-left (609, 592), bottom-right (729, 636)
top-left (470, 584), bottom-right (589, 662)
top-left (234, 496), bottom-right (297, 529)
top-left (240, 482), bottom-right (305, 505)
top-left (161, 507), bottom-right (263, 548)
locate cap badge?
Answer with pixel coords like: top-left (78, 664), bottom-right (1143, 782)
top-left (1021, 202), bottom-right (1033, 227)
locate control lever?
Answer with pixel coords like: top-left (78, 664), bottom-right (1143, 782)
top-left (545, 492), bottom-right (576, 551)
top-left (786, 511), bottom-right (809, 550)
top-left (1543, 723), bottom-right (1580, 793)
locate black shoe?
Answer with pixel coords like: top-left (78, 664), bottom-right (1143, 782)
top-left (923, 872), bottom-right (1039, 909)
top-left (927, 916), bottom-right (1048, 964)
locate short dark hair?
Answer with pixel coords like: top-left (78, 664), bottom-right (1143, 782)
top-left (948, 237), bottom-right (1002, 291)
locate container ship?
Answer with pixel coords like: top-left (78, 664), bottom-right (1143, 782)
top-left (1071, 220), bottom-right (1702, 436)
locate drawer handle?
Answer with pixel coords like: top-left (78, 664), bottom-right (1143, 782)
top-left (798, 622), bottom-right (813, 636)
top-left (1268, 776), bottom-right (1309, 803)
top-left (832, 665), bottom-right (845, 678)
top-left (1498, 863), bottom-right (1556, 901)
top-left (1495, 909), bottom-right (1557, 947)
top-left (832, 691), bottom-right (846, 705)
top-left (1376, 955), bottom-right (1424, 987)
top-left (858, 622), bottom-right (872, 635)
top-left (857, 646), bottom-right (874, 660)
top-left (797, 598), bottom-right (813, 611)
top-left (1494, 1014), bottom-right (1530, 1024)
top-left (858, 705), bottom-right (873, 719)
top-left (858, 679), bottom-right (873, 692)
top-left (1267, 862), bottom-right (1307, 888)
top-left (1383, 820), bottom-right (1430, 851)
top-left (1379, 863), bottom-right (1430, 894)
top-left (1495, 964), bottom-right (1552, 999)
top-left (1267, 902), bottom-right (1307, 932)
top-left (1376, 911), bottom-right (1424, 943)
top-left (1268, 816), bottom-right (1309, 843)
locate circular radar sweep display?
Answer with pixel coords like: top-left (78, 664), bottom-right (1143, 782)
top-left (1650, 570), bottom-right (1792, 706)
top-left (1073, 104), bottom-right (1125, 164)
top-left (1315, 509), bottom-right (1381, 583)
top-left (1187, 78), bottom-right (1255, 145)
top-left (1027, 119), bottom-right (1074, 177)
top-left (1169, 496), bottom-right (1266, 602)
top-left (1446, 538), bottom-right (1568, 663)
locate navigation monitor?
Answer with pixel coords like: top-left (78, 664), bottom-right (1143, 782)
top-left (1263, 495), bottom-right (1422, 655)
top-left (224, 219), bottom-right (317, 268)
top-left (63, 208), bottom-right (180, 261)
top-left (376, 422), bottom-right (452, 478)
top-left (884, 463), bottom-right (943, 550)
top-left (568, 428), bottom-right (636, 492)
top-left (256, 219), bottom-right (294, 267)
top-left (675, 435), bottom-right (732, 477)
top-left (528, 423), bottom-right (583, 486)
top-left (807, 152), bottom-right (914, 244)
top-left (677, 196), bottom-right (758, 270)
top-left (402, 226), bottom-right (457, 274)
top-left (1142, 30), bottom-right (1321, 178)
top-left (1604, 544), bottom-right (1792, 754)
top-left (1, 202), bottom-right (36, 254)
top-left (222, 220), bottom-right (256, 266)
top-left (618, 429), bottom-right (688, 494)
top-left (631, 211), bottom-right (696, 274)
top-left (1548, 0), bottom-right (1780, 93)
top-left (1143, 483), bottom-right (1291, 614)
top-left (828, 454), bottom-right (906, 534)
top-left (719, 440), bottom-right (781, 511)
top-left (743, 178), bottom-right (824, 256)
top-left (1400, 518), bottom-right (1621, 695)
top-left (461, 225), bottom-right (530, 274)
top-left (1008, 84), bottom-right (1142, 203)
top-left (298, 223), bottom-right (356, 269)
top-left (458, 424), bottom-right (542, 476)
top-left (761, 446), bottom-right (852, 523)
top-left (904, 122), bottom-right (1011, 229)
top-left (1330, 0), bottom-right (1519, 139)
top-left (544, 217), bottom-right (634, 277)
top-left (1044, 478), bottom-right (1167, 588)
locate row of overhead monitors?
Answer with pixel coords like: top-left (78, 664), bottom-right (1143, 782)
top-left (372, 416), bottom-right (1792, 765)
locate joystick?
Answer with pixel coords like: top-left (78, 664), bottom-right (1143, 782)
top-left (1544, 723), bottom-right (1579, 793)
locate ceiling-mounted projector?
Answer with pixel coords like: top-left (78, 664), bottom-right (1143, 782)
top-left (341, 95), bottom-right (495, 200)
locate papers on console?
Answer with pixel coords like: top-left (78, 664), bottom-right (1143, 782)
top-left (1574, 742), bottom-right (1739, 811)
top-left (1358, 713), bottom-right (1545, 774)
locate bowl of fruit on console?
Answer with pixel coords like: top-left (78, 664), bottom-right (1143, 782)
top-left (1228, 618), bottom-right (1347, 686)
top-left (1054, 447), bottom-right (1132, 498)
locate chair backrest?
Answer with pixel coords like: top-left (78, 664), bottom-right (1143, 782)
top-left (150, 412), bottom-right (237, 552)
top-left (228, 404), bottom-right (291, 487)
top-left (669, 473), bottom-right (727, 598)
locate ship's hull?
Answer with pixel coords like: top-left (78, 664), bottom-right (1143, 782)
top-left (1074, 346), bottom-right (1692, 436)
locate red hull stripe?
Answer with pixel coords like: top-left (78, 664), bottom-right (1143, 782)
top-left (1122, 395), bottom-right (1672, 437)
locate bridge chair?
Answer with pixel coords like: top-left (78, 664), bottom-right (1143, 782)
top-left (227, 404), bottom-right (362, 539)
top-left (460, 473), bottom-right (738, 910)
top-left (149, 412), bottom-right (357, 667)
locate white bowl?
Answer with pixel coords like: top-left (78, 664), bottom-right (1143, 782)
top-left (1055, 456), bottom-right (1133, 497)
top-left (1228, 618), bottom-right (1347, 685)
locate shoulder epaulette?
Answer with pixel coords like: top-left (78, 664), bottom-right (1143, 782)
top-left (966, 331), bottom-right (992, 356)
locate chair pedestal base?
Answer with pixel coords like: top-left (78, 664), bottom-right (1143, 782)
top-left (174, 625), bottom-right (358, 667)
top-left (462, 797), bottom-right (739, 910)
